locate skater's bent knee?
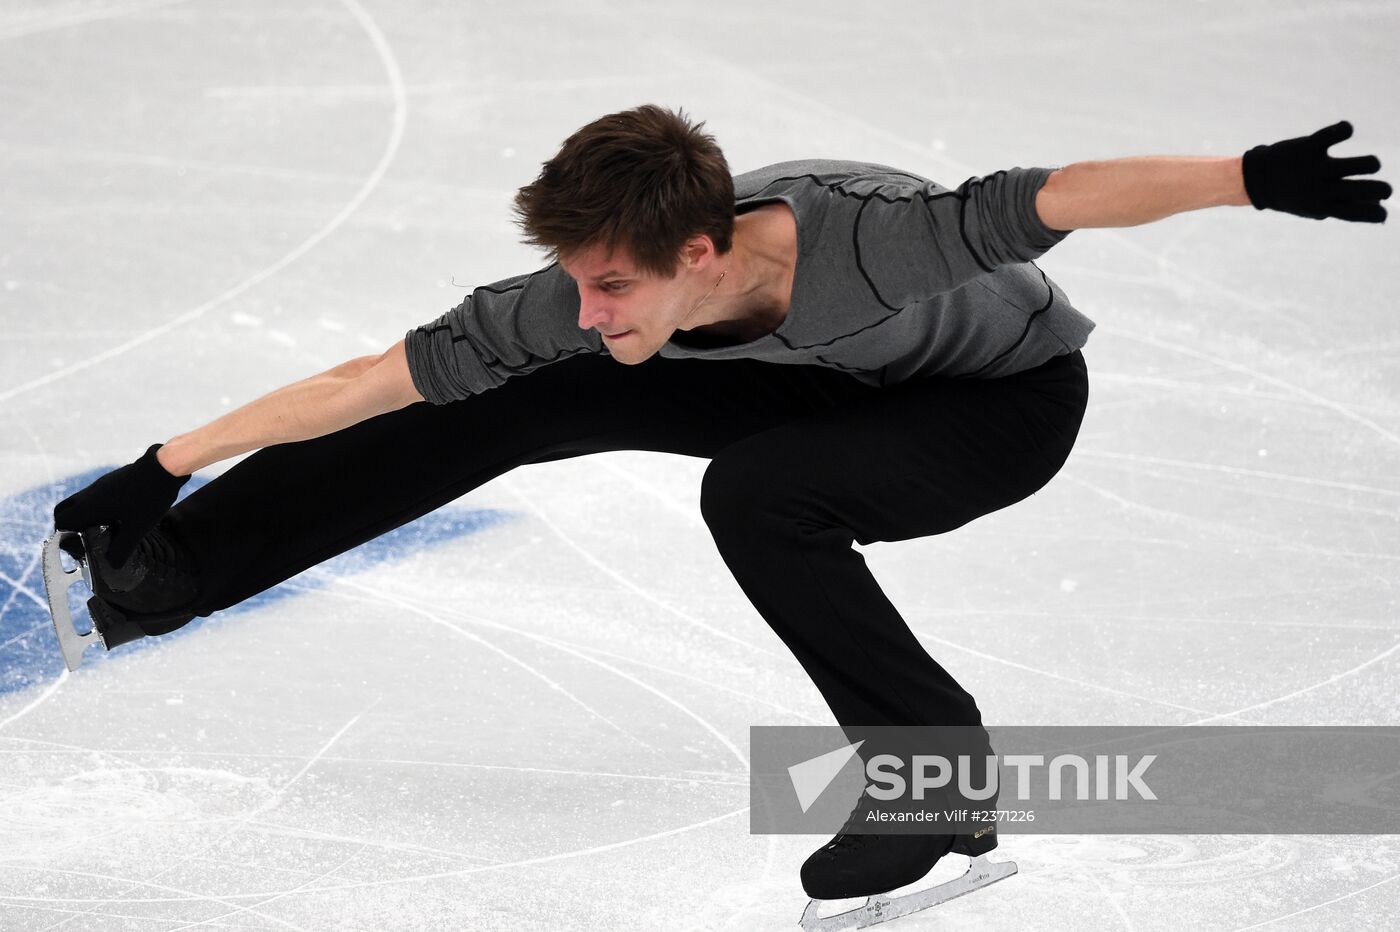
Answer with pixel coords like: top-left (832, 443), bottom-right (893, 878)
top-left (700, 452), bottom-right (793, 533)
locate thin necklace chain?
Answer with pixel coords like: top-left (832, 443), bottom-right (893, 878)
top-left (685, 268), bottom-right (727, 322)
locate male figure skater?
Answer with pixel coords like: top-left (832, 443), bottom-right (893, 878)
top-left (46, 105), bottom-right (1388, 926)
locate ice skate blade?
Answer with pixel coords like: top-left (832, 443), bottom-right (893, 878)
top-left (40, 530), bottom-right (105, 672)
top-left (799, 854), bottom-right (1018, 931)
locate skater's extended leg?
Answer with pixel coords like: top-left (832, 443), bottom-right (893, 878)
top-left (162, 353), bottom-right (875, 619)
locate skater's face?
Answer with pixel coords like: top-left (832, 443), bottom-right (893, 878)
top-left (562, 238), bottom-right (726, 365)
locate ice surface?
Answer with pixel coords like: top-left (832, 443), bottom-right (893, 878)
top-left (1, 0), bottom-right (1398, 928)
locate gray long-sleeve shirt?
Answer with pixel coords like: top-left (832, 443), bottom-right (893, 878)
top-left (405, 160), bottom-right (1095, 404)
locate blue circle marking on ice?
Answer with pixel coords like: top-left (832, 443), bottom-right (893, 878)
top-left (0, 468), bottom-right (513, 693)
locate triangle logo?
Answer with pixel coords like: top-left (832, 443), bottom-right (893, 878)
top-left (788, 740), bottom-right (864, 813)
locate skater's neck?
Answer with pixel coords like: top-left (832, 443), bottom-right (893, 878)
top-left (677, 202), bottom-right (797, 343)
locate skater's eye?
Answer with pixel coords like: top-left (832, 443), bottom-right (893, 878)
top-left (599, 282), bottom-right (625, 292)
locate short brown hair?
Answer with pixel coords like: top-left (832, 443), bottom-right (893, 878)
top-left (511, 104), bottom-right (735, 280)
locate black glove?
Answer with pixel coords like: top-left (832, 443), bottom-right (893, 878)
top-left (1242, 120), bottom-right (1391, 222)
top-left (53, 443), bottom-right (190, 570)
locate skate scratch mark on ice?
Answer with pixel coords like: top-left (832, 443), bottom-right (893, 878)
top-left (0, 673), bottom-right (69, 732)
top-left (7, 141), bottom-right (514, 201)
top-left (0, 736), bottom-right (168, 790)
top-left (596, 457), bottom-right (706, 525)
top-left (1080, 450), bottom-right (1400, 502)
top-left (164, 845), bottom-right (374, 932)
top-left (42, 711), bottom-right (368, 930)
top-left (483, 622), bottom-right (751, 767)
top-left (1319, 338), bottom-right (1400, 361)
top-left (1083, 867), bottom-right (1136, 931)
top-left (587, 459), bottom-right (821, 782)
top-left (1062, 468), bottom-right (1305, 532)
top-left (1075, 454), bottom-right (1400, 524)
top-left (317, 524), bottom-right (815, 721)
top-left (141, 709), bottom-right (369, 923)
top-left (1101, 326), bottom-right (1400, 449)
top-left (203, 83), bottom-right (419, 100)
top-left (0, 420), bottom-right (68, 732)
top-left (1, 805), bottom-right (752, 905)
top-left (2, 903), bottom-right (231, 928)
top-left (1033, 835), bottom-right (1288, 881)
top-left (556, 637), bottom-right (824, 724)
top-left (0, 736), bottom-right (183, 869)
top-left (4, 746), bottom-right (748, 792)
top-left (376, 585), bottom-right (751, 768)
top-left (242, 819), bottom-right (500, 865)
top-left (916, 632), bottom-right (1233, 719)
top-left (1092, 372), bottom-right (1400, 422)
top-left (1079, 470), bottom-right (1400, 526)
top-left (211, 73), bottom-right (667, 96)
top-left (322, 757), bottom-right (748, 788)
top-left (0, 564), bottom-right (47, 653)
top-left (1060, 479), bottom-right (1400, 722)
top-left (180, 839), bottom-right (478, 923)
top-left (10, 866), bottom-right (312, 932)
top-left (1060, 476), bottom-right (1399, 593)
top-left (276, 711), bottom-right (365, 796)
top-left (733, 837), bottom-right (787, 929)
top-left (1187, 638), bottom-right (1400, 725)
top-left (0, 569), bottom-right (48, 617)
top-left (271, 804), bottom-right (749, 896)
top-left (345, 582), bottom-right (750, 766)
top-left (914, 606), bottom-right (1400, 633)
top-left (0, 0), bottom-right (192, 41)
top-left (0, 619), bottom-right (47, 653)
top-left (5, 142), bottom-right (379, 187)
top-left (560, 460), bottom-right (819, 718)
top-left (326, 576), bottom-right (651, 750)
top-left (0, 0), bottom-right (408, 406)
top-left (500, 475), bottom-right (774, 655)
top-left (1228, 871), bottom-right (1400, 931)
top-left (0, 405), bottom-right (53, 619)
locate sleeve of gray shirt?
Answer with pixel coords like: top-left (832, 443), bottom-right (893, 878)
top-left (852, 165), bottom-right (1071, 309)
top-left (403, 262), bottom-right (602, 405)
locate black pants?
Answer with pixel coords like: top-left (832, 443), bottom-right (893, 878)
top-left (165, 349), bottom-right (1088, 730)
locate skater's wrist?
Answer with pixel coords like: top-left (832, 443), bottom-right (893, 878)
top-left (155, 439), bottom-right (198, 478)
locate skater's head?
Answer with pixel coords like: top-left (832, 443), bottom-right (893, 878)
top-left (515, 104), bottom-right (770, 365)
top-left (512, 104), bottom-right (735, 281)
top-left (515, 106), bottom-right (756, 363)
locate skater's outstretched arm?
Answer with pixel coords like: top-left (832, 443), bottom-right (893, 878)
top-left (1036, 120), bottom-right (1389, 230)
top-left (156, 339), bottom-right (424, 476)
top-left (53, 341), bottom-right (423, 565)
top-left (1035, 155), bottom-right (1248, 230)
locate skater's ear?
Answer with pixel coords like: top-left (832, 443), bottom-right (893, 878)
top-left (678, 233), bottom-right (724, 277)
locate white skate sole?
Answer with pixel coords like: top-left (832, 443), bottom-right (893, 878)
top-left (40, 529), bottom-right (105, 672)
top-left (799, 853), bottom-right (1018, 931)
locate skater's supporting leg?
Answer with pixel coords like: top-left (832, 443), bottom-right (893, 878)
top-left (699, 350), bottom-right (1088, 729)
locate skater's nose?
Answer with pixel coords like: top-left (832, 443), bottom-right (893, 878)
top-left (577, 295), bottom-right (614, 332)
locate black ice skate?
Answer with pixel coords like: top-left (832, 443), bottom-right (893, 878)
top-left (799, 802), bottom-right (1016, 930)
top-left (41, 523), bottom-right (200, 671)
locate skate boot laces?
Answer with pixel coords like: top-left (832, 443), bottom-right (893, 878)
top-left (88, 523), bottom-right (201, 612)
